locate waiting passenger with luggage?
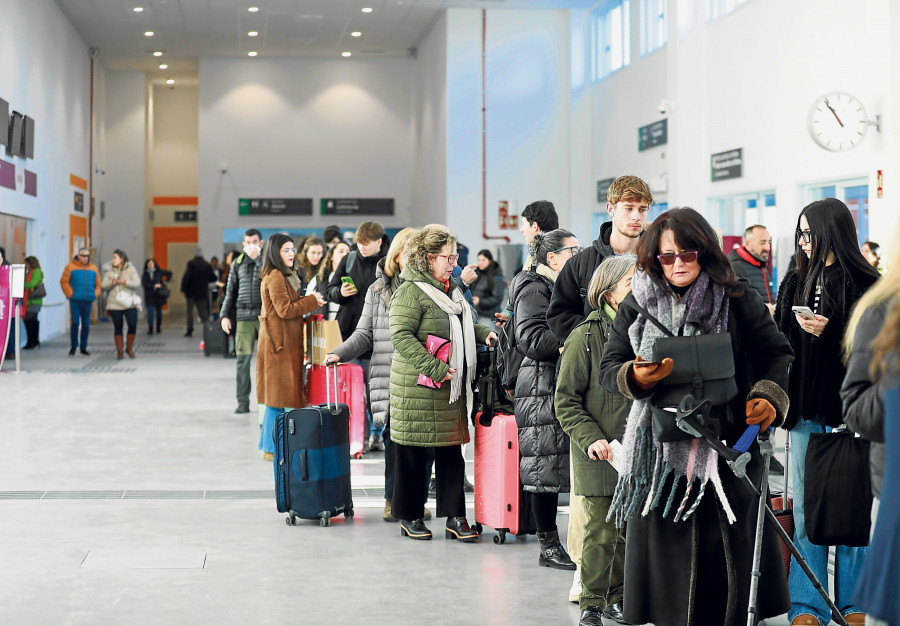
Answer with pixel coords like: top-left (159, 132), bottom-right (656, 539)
top-left (388, 226), bottom-right (496, 542)
top-left (511, 229), bottom-right (580, 571)
top-left (599, 208), bottom-right (794, 626)
top-left (219, 229), bottom-right (264, 414)
top-left (555, 255), bottom-right (636, 626)
top-left (256, 234), bottom-right (326, 462)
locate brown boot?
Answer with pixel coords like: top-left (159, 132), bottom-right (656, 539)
top-left (125, 334), bottom-right (135, 358)
top-left (114, 335), bottom-right (124, 360)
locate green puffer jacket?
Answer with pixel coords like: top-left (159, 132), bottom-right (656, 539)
top-left (389, 267), bottom-right (492, 447)
top-left (555, 307), bottom-right (632, 497)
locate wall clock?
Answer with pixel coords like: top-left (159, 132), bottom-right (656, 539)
top-left (807, 92), bottom-right (877, 152)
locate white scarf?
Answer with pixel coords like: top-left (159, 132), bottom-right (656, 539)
top-left (413, 281), bottom-right (477, 417)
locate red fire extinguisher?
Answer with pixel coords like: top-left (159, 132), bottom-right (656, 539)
top-left (498, 201), bottom-right (508, 229)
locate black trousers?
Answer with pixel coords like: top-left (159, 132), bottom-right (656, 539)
top-left (392, 443), bottom-right (464, 521)
top-left (109, 309), bottom-right (138, 336)
top-left (185, 297), bottom-right (209, 333)
top-left (528, 491), bottom-right (560, 533)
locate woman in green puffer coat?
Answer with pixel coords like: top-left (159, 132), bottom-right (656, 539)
top-left (389, 226), bottom-right (496, 543)
top-left (555, 255), bottom-right (636, 626)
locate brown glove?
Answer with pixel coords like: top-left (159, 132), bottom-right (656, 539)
top-left (745, 398), bottom-right (777, 431)
top-left (632, 355), bottom-right (674, 391)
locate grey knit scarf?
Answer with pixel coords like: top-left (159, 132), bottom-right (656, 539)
top-left (608, 270), bottom-right (737, 526)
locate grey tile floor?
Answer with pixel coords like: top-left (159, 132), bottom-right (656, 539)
top-left (0, 317), bottom-right (795, 625)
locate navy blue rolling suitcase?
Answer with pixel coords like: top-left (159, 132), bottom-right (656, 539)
top-left (274, 397), bottom-right (354, 527)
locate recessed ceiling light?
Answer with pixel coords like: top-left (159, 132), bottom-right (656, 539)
top-left (248, 31), bottom-right (258, 37)
top-left (133, 7), bottom-right (143, 12)
top-left (166, 79), bottom-right (174, 85)
top-left (362, 7), bottom-right (373, 13)
top-left (351, 31), bottom-right (362, 37)
top-left (153, 51), bottom-right (163, 56)
top-left (144, 31), bottom-right (154, 37)
top-left (248, 51), bottom-right (258, 57)
top-left (158, 63), bottom-right (168, 69)
top-left (341, 51), bottom-right (352, 57)
top-left (248, 6), bottom-right (259, 12)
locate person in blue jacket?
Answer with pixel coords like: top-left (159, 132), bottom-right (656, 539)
top-left (60, 248), bottom-right (101, 356)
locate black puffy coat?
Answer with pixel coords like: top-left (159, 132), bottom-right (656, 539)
top-left (512, 268), bottom-right (569, 494)
top-left (142, 268), bottom-right (172, 308)
top-left (728, 246), bottom-right (775, 305)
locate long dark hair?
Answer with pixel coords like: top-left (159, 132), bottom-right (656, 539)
top-left (637, 207), bottom-right (743, 296)
top-left (113, 249), bottom-right (129, 269)
top-left (260, 233), bottom-right (295, 279)
top-left (476, 249), bottom-right (500, 283)
top-left (793, 198), bottom-right (880, 313)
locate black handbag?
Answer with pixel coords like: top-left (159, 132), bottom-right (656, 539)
top-left (29, 282), bottom-right (47, 299)
top-left (632, 302), bottom-right (737, 442)
top-left (156, 284), bottom-right (170, 300)
top-left (804, 430), bottom-right (872, 547)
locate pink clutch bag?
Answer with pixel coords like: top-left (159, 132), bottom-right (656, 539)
top-left (417, 334), bottom-right (452, 389)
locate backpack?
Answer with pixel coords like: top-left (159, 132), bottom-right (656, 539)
top-left (496, 273), bottom-right (526, 392)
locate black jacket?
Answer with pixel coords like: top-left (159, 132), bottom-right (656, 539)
top-left (840, 300), bottom-right (889, 498)
top-left (775, 266), bottom-right (878, 429)
top-left (469, 267), bottom-right (505, 318)
top-left (512, 269), bottom-right (569, 494)
top-left (598, 281), bottom-right (793, 626)
top-left (142, 268), bottom-right (172, 307)
top-left (728, 246), bottom-right (775, 305)
top-left (180, 258), bottom-right (216, 301)
top-left (326, 249), bottom-right (385, 351)
top-left (547, 221), bottom-right (615, 343)
top-left (219, 253), bottom-right (263, 322)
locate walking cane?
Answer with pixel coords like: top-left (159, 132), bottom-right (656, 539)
top-left (674, 396), bottom-right (849, 626)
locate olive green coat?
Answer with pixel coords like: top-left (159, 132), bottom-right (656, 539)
top-left (555, 308), bottom-right (631, 497)
top-left (388, 267), bottom-right (492, 447)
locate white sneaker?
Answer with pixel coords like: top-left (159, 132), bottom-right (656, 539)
top-left (568, 566), bottom-right (582, 603)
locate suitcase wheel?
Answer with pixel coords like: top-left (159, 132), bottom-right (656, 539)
top-left (472, 523), bottom-right (483, 535)
top-left (285, 515), bottom-right (296, 526)
top-left (353, 452), bottom-right (363, 460)
top-left (318, 512), bottom-right (331, 527)
top-left (494, 531), bottom-right (507, 545)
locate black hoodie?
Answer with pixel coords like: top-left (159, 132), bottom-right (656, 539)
top-left (326, 246), bottom-right (386, 356)
top-left (547, 221), bottom-right (615, 342)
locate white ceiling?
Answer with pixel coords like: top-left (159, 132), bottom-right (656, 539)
top-left (56, 0), bottom-right (597, 79)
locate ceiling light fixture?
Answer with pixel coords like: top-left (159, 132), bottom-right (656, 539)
top-left (166, 79), bottom-right (174, 85)
top-left (351, 31), bottom-right (362, 37)
top-left (248, 31), bottom-right (258, 37)
top-left (341, 51), bottom-right (352, 57)
top-left (133, 7), bottom-right (143, 12)
top-left (144, 31), bottom-right (154, 37)
top-left (362, 7), bottom-right (373, 13)
top-left (248, 6), bottom-right (259, 12)
top-left (153, 51), bottom-right (163, 56)
top-left (158, 63), bottom-right (168, 69)
top-left (248, 51), bottom-right (258, 57)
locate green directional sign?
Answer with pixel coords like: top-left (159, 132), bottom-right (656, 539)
top-left (239, 198), bottom-right (312, 216)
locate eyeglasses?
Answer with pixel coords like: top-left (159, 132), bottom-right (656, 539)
top-left (553, 246), bottom-right (582, 255)
top-left (657, 250), bottom-right (698, 265)
top-left (796, 229), bottom-right (812, 244)
top-left (282, 248), bottom-right (297, 254)
top-left (435, 254), bottom-right (459, 263)
top-left (78, 254), bottom-right (90, 258)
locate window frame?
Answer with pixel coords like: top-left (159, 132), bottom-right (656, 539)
top-left (591, 0), bottom-right (632, 82)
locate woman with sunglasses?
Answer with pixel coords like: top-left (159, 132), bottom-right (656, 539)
top-left (774, 198), bottom-right (880, 626)
top-left (599, 208), bottom-right (794, 626)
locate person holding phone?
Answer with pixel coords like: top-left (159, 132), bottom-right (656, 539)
top-left (774, 198), bottom-right (880, 626)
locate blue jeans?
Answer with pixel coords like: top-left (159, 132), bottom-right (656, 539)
top-left (259, 406), bottom-right (294, 454)
top-left (146, 305), bottom-right (160, 330)
top-left (69, 300), bottom-right (92, 349)
top-left (789, 417), bottom-right (869, 623)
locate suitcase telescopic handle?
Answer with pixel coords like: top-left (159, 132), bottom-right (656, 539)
top-left (325, 364), bottom-right (340, 413)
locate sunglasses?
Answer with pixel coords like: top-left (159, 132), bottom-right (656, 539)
top-left (657, 250), bottom-right (698, 265)
top-left (796, 229), bottom-right (812, 244)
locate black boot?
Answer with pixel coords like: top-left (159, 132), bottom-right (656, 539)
top-left (602, 602), bottom-right (630, 625)
top-left (400, 518), bottom-right (432, 540)
top-left (579, 607), bottom-right (605, 626)
top-left (23, 319), bottom-right (37, 349)
top-left (444, 517), bottom-right (479, 542)
top-left (538, 530), bottom-right (576, 570)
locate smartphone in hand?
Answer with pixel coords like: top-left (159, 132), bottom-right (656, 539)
top-left (633, 360), bottom-right (662, 368)
top-left (340, 276), bottom-right (357, 290)
top-left (792, 305), bottom-right (816, 320)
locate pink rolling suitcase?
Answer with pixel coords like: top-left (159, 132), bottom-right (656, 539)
top-left (307, 363), bottom-right (366, 458)
top-left (473, 412), bottom-right (535, 544)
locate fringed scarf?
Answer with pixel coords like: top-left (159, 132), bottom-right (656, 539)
top-left (608, 270), bottom-right (737, 527)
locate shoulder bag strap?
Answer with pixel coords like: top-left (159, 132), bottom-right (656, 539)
top-left (628, 300), bottom-right (676, 338)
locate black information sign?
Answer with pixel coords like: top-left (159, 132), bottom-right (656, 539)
top-left (239, 198), bottom-right (312, 216)
top-left (74, 191), bottom-right (84, 213)
top-left (711, 148), bottom-right (743, 182)
top-left (638, 119), bottom-right (668, 151)
top-left (175, 210), bottom-right (197, 222)
top-left (321, 198), bottom-right (394, 216)
top-left (597, 178), bottom-right (617, 203)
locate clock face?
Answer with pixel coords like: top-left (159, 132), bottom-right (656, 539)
top-left (807, 92), bottom-right (870, 152)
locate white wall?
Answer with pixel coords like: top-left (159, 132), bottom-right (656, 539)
top-left (446, 8), bottom-right (573, 254)
top-left (197, 57), bottom-right (417, 257)
top-left (0, 0), bottom-right (92, 338)
top-left (410, 13), bottom-right (449, 225)
top-left (101, 72), bottom-right (146, 268)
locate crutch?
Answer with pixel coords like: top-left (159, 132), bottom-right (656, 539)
top-left (674, 396), bottom-right (849, 626)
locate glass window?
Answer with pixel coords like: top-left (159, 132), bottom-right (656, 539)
top-left (807, 181), bottom-right (869, 246)
top-left (592, 0), bottom-right (631, 81)
top-left (640, 0), bottom-right (667, 56)
top-left (705, 0), bottom-right (751, 22)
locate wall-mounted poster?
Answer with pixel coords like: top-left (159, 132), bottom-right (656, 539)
top-left (74, 191), bottom-right (84, 213)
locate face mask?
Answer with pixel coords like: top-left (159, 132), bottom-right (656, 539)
top-left (243, 243), bottom-right (261, 256)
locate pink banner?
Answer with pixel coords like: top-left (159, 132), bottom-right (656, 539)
top-left (0, 266), bottom-right (11, 369)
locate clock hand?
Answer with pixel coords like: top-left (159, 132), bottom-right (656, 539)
top-left (824, 98), bottom-right (844, 128)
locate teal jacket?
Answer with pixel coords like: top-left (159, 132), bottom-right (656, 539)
top-left (554, 307), bottom-right (631, 497)
top-left (388, 267), bottom-right (492, 447)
